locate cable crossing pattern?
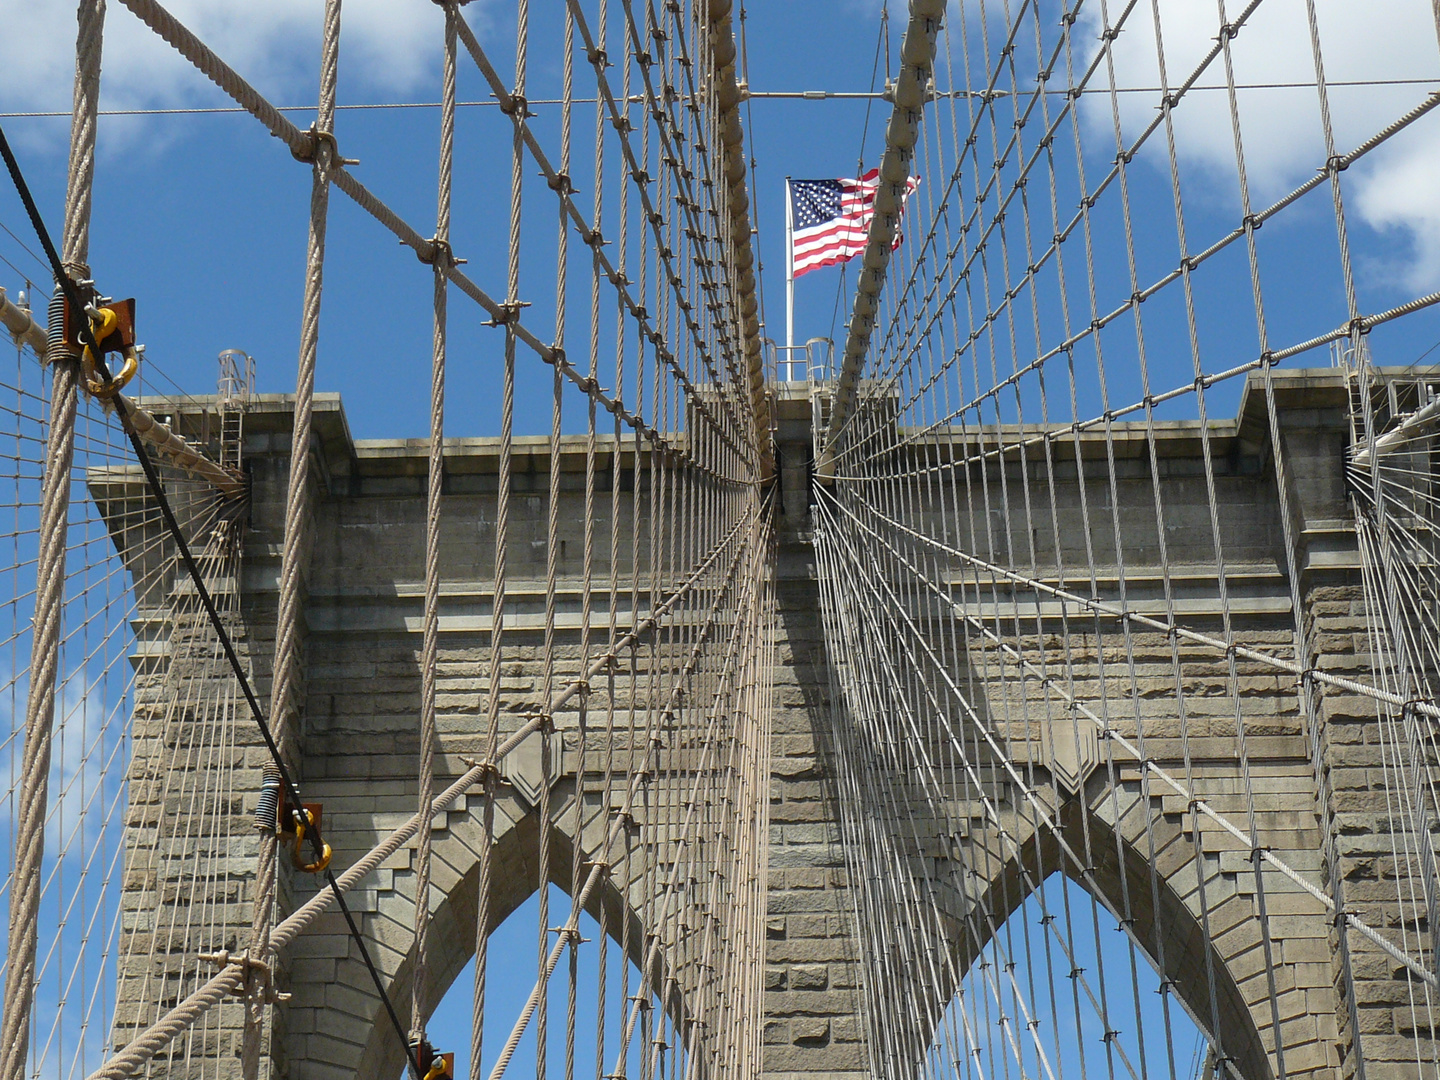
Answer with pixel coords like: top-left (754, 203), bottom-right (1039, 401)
top-left (0, 2), bottom-right (1438, 1080)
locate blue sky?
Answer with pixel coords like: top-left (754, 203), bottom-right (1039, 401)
top-left (0, 0), bottom-right (914, 442)
top-left (2, 1), bottom-right (1435, 442)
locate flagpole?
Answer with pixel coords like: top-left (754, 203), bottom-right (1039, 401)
top-left (784, 176), bottom-right (795, 365)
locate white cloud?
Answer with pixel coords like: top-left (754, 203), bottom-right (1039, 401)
top-left (46, 669), bottom-right (116, 854)
top-left (1077, 0), bottom-right (1440, 288)
top-left (1355, 124), bottom-right (1440, 291)
top-left (0, 659), bottom-right (125, 855)
top-left (1, 1), bottom-right (480, 139)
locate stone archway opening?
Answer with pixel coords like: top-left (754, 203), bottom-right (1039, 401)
top-left (936, 870), bottom-right (1212, 1080)
top-left (329, 773), bottom-right (712, 1080)
top-left (937, 796), bottom-right (1281, 1080)
top-left (408, 883), bottom-right (653, 1080)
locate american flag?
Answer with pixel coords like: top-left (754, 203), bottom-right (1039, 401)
top-left (788, 169), bottom-right (920, 278)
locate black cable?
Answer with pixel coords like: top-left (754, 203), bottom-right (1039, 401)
top-left (112, 393), bottom-right (428, 1076)
top-left (0, 120), bottom-right (431, 1080)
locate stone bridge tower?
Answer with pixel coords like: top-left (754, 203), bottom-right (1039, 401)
top-left (106, 368), bottom-right (1432, 1080)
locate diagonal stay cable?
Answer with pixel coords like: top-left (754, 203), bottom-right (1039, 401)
top-left (843, 481), bottom-right (1440, 722)
top-left (443, 3), bottom-right (750, 466)
top-left (114, 0), bottom-right (738, 487)
top-left (821, 482), bottom-right (1439, 988)
top-left (0, 120), bottom-right (429, 1080)
top-left (83, 486), bottom-right (757, 1080)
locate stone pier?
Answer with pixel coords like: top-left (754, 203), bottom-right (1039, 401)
top-left (101, 368), bottom-right (1436, 1079)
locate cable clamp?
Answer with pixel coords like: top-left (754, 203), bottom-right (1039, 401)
top-left (291, 126), bottom-right (356, 167)
top-left (419, 237), bottom-right (459, 268)
top-left (200, 949), bottom-right (280, 997)
top-left (547, 171), bottom-right (574, 195)
top-left (198, 948), bottom-right (269, 975)
top-left (483, 301), bottom-right (529, 328)
top-left (587, 47), bottom-right (609, 68)
top-left (460, 755), bottom-right (502, 782)
top-left (1217, 21), bottom-right (1239, 41)
top-left (499, 93), bottom-right (534, 119)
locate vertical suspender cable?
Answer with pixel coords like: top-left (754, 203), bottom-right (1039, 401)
top-left (472, 0), bottom-right (529, 1072)
top-left (537, 0), bottom-right (561, 1058)
top-left (240, 1), bottom-right (343, 1076)
top-left (412, 2), bottom-right (458, 1051)
top-left (816, 0), bottom-right (944, 481)
top-left (556, 8), bottom-right (582, 1080)
top-left (0, 3), bottom-right (103, 1077)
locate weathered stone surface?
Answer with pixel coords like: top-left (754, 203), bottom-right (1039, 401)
top-left (104, 372), bottom-right (1432, 1080)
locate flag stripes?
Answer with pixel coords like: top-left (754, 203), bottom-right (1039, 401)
top-left (789, 168), bottom-right (920, 277)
